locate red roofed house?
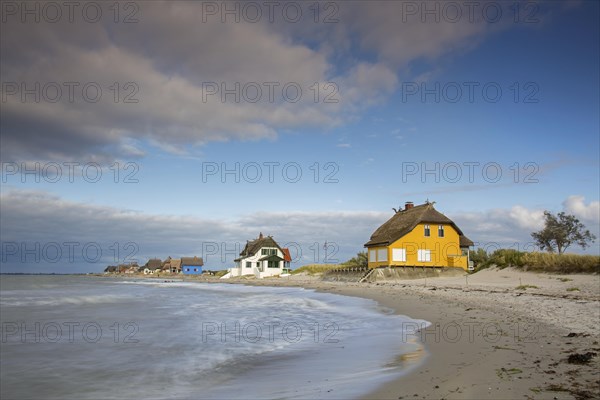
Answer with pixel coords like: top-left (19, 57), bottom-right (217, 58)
top-left (222, 233), bottom-right (290, 279)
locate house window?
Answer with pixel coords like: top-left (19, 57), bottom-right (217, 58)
top-left (377, 249), bottom-right (387, 262)
top-left (424, 225), bottom-right (430, 237)
top-left (418, 249), bottom-right (431, 262)
top-left (369, 250), bottom-right (376, 262)
top-left (261, 248), bottom-right (276, 256)
top-left (392, 248), bottom-right (406, 262)
top-left (438, 225), bottom-right (444, 237)
top-left (246, 262), bottom-right (251, 268)
top-left (194, 268), bottom-right (198, 272)
top-left (268, 260), bottom-right (279, 268)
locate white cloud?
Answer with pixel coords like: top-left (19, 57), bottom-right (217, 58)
top-left (453, 205), bottom-right (545, 247)
top-left (0, 189), bottom-right (388, 272)
top-left (563, 195), bottom-right (600, 224)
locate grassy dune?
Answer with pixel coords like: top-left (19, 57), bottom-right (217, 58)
top-left (290, 264), bottom-right (341, 275)
top-left (475, 249), bottom-right (600, 274)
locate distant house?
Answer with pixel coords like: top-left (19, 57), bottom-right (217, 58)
top-left (162, 257), bottom-right (182, 273)
top-left (143, 258), bottom-right (163, 275)
top-left (124, 265), bottom-right (137, 274)
top-left (224, 233), bottom-right (289, 279)
top-left (181, 257), bottom-right (204, 274)
top-left (104, 265), bottom-right (118, 274)
top-left (364, 201), bottom-right (474, 270)
top-left (169, 259), bottom-right (182, 274)
top-left (162, 257), bottom-right (172, 272)
top-left (147, 258), bottom-right (162, 269)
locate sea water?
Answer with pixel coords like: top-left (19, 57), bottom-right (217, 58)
top-left (0, 275), bottom-right (430, 399)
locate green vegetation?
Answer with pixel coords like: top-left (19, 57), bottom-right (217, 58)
top-left (291, 251), bottom-right (368, 275)
top-left (473, 248), bottom-right (599, 274)
top-left (214, 270), bottom-right (229, 278)
top-left (531, 211), bottom-right (596, 254)
top-left (566, 287), bottom-right (580, 292)
top-left (342, 251), bottom-right (368, 268)
top-left (558, 277), bottom-right (573, 282)
top-left (523, 252), bottom-right (600, 273)
top-left (471, 210), bottom-right (598, 274)
top-left (469, 247), bottom-right (489, 266)
top-left (516, 284), bottom-right (538, 290)
top-left (291, 264), bottom-right (340, 275)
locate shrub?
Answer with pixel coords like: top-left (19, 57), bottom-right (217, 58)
top-left (471, 248), bottom-right (489, 270)
top-left (485, 249), bottom-right (525, 269)
top-left (342, 251), bottom-right (368, 268)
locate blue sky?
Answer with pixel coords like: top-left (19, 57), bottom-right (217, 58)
top-left (1, 0), bottom-right (598, 273)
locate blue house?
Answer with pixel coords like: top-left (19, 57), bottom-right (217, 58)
top-left (181, 256), bottom-right (204, 274)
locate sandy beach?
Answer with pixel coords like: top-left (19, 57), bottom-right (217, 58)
top-left (202, 268), bottom-right (600, 400)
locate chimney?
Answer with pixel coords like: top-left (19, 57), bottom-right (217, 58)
top-left (259, 232), bottom-right (263, 239)
top-left (405, 201), bottom-right (414, 210)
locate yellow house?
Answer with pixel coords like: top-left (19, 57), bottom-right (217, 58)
top-left (364, 201), bottom-right (474, 270)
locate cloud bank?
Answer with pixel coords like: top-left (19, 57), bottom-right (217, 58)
top-left (2, 189), bottom-right (597, 273)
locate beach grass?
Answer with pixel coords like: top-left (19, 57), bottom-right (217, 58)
top-left (515, 284), bottom-right (539, 290)
top-left (475, 249), bottom-right (600, 274)
top-left (291, 264), bottom-right (341, 275)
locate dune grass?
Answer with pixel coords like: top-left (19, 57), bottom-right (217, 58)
top-left (291, 264), bottom-right (341, 275)
top-left (515, 284), bottom-right (538, 290)
top-left (475, 249), bottom-right (599, 274)
top-left (521, 252), bottom-right (599, 273)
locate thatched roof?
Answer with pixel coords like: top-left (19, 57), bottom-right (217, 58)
top-left (459, 235), bottom-right (474, 247)
top-left (170, 259), bottom-right (181, 268)
top-left (239, 233), bottom-right (282, 257)
top-left (146, 258), bottom-right (162, 269)
top-left (181, 256), bottom-right (203, 266)
top-left (365, 203), bottom-right (473, 247)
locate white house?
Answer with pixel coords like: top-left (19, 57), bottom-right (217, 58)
top-left (221, 233), bottom-right (291, 279)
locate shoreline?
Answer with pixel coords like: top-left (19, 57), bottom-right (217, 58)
top-left (206, 269), bottom-right (600, 400)
top-left (100, 270), bottom-right (600, 399)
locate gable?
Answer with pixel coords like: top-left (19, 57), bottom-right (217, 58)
top-left (240, 236), bottom-right (283, 256)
